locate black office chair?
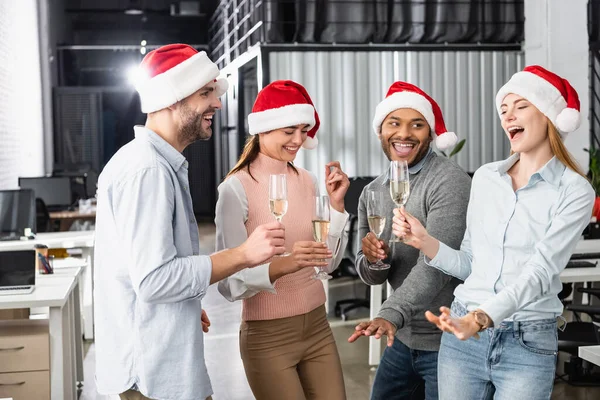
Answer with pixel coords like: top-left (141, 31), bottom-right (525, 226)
top-left (35, 198), bottom-right (52, 233)
top-left (557, 283), bottom-right (600, 385)
top-left (334, 177), bottom-right (375, 320)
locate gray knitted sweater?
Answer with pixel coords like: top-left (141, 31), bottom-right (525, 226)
top-left (356, 152), bottom-right (472, 351)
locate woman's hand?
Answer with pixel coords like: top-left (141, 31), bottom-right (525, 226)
top-left (425, 307), bottom-right (481, 340)
top-left (392, 208), bottom-right (440, 260)
top-left (325, 161), bottom-right (349, 213)
top-left (270, 241), bottom-right (332, 281)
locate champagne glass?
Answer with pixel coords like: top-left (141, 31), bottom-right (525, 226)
top-left (269, 174), bottom-right (288, 223)
top-left (389, 160), bottom-right (410, 242)
top-left (366, 190), bottom-right (391, 270)
top-left (312, 195), bottom-right (332, 280)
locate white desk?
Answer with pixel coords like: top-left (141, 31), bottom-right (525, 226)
top-left (0, 267), bottom-right (83, 400)
top-left (579, 345), bottom-right (600, 366)
top-left (0, 231), bottom-right (96, 339)
top-left (367, 239), bottom-right (600, 366)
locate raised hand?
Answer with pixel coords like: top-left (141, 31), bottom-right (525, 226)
top-left (325, 161), bottom-right (350, 213)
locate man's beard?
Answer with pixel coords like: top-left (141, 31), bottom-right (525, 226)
top-left (178, 102), bottom-right (215, 145)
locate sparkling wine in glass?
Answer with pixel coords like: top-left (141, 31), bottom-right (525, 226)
top-left (312, 195), bottom-right (332, 280)
top-left (269, 174), bottom-right (288, 223)
top-left (389, 160), bottom-right (410, 242)
top-left (366, 190), bottom-right (391, 270)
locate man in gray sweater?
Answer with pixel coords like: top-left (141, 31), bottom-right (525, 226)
top-left (348, 81), bottom-right (471, 400)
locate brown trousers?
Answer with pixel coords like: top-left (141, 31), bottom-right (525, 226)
top-left (240, 305), bottom-right (346, 400)
top-left (119, 389), bottom-right (212, 400)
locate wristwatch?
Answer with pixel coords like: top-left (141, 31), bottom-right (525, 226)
top-left (470, 309), bottom-right (493, 331)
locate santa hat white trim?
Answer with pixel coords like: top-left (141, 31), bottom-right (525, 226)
top-left (371, 91), bottom-right (457, 151)
top-left (372, 92), bottom-right (435, 134)
top-left (495, 71), bottom-right (577, 135)
top-left (248, 103), bottom-right (316, 135)
top-left (136, 51), bottom-right (229, 113)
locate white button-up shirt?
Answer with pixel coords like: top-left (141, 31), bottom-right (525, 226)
top-left (94, 126), bottom-right (213, 400)
top-left (428, 154), bottom-right (595, 324)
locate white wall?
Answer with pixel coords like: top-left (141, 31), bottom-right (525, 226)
top-left (524, 0), bottom-right (590, 172)
top-left (0, 0), bottom-right (46, 189)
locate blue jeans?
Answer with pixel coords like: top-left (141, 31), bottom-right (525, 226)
top-left (371, 339), bottom-right (439, 400)
top-left (438, 301), bottom-right (558, 400)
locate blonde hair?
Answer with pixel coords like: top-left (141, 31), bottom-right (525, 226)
top-left (547, 120), bottom-right (587, 179)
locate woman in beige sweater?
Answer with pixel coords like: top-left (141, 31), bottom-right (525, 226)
top-left (215, 80), bottom-right (350, 400)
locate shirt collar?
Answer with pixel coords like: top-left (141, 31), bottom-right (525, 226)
top-left (496, 153), bottom-right (564, 187)
top-left (134, 126), bottom-right (188, 171)
top-left (383, 148), bottom-right (433, 182)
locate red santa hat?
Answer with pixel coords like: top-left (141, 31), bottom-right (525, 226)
top-left (247, 80), bottom-right (320, 150)
top-left (372, 81), bottom-right (458, 151)
top-left (135, 44), bottom-right (228, 113)
top-left (495, 65), bottom-right (581, 136)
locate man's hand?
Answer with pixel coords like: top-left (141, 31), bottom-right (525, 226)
top-left (240, 221), bottom-right (286, 266)
top-left (361, 232), bottom-right (390, 264)
top-left (347, 318), bottom-right (397, 347)
top-left (425, 307), bottom-right (481, 340)
top-left (201, 309), bottom-right (211, 333)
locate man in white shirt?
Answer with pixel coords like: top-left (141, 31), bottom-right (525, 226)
top-left (94, 44), bottom-right (286, 400)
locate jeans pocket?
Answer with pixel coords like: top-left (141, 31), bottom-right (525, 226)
top-left (518, 328), bottom-right (558, 356)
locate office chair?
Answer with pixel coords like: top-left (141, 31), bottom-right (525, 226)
top-left (334, 176), bottom-right (375, 320)
top-left (35, 198), bottom-right (52, 233)
top-left (557, 283), bottom-right (600, 385)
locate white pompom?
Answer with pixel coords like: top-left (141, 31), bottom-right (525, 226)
top-left (435, 131), bottom-right (458, 151)
top-left (302, 135), bottom-right (318, 150)
top-left (555, 108), bottom-right (581, 133)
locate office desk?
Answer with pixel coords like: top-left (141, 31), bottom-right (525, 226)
top-left (0, 267), bottom-right (83, 400)
top-left (367, 239), bottom-right (600, 366)
top-left (0, 231), bottom-right (96, 339)
top-left (49, 209), bottom-right (96, 232)
top-left (579, 345), bottom-right (600, 366)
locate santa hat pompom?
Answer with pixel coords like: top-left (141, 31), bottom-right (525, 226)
top-left (435, 131), bottom-right (458, 151)
top-left (555, 108), bottom-right (581, 133)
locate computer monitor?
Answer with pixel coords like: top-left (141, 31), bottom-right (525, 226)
top-left (0, 189), bottom-right (36, 238)
top-left (0, 250), bottom-right (36, 293)
top-left (18, 176), bottom-right (72, 209)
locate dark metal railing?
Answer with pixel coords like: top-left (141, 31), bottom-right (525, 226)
top-left (208, 0), bottom-right (525, 69)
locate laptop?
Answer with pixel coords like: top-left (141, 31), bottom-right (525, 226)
top-left (0, 250), bottom-right (36, 295)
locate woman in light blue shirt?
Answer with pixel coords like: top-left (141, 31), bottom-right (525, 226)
top-left (392, 65), bottom-right (595, 399)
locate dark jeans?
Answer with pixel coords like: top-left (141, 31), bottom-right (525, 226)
top-left (371, 339), bottom-right (439, 400)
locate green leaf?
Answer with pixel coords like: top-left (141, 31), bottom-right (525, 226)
top-left (448, 139), bottom-right (466, 158)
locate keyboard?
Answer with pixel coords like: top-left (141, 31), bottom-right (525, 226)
top-left (570, 253), bottom-right (600, 260)
top-left (0, 285), bottom-right (34, 295)
top-left (565, 261), bottom-right (598, 269)
top-left (0, 236), bottom-right (19, 241)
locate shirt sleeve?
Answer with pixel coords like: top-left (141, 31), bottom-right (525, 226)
top-left (309, 172), bottom-right (349, 273)
top-left (113, 167), bottom-right (212, 304)
top-left (215, 176), bottom-right (275, 301)
top-left (424, 174), bottom-right (478, 281)
top-left (478, 181), bottom-right (595, 324)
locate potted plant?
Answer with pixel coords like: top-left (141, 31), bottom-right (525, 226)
top-left (440, 139), bottom-right (466, 159)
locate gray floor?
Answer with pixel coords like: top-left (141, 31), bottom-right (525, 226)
top-left (80, 224), bottom-right (600, 400)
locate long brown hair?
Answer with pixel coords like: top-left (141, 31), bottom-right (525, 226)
top-left (547, 119), bottom-right (587, 179)
top-left (225, 134), bottom-right (298, 181)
